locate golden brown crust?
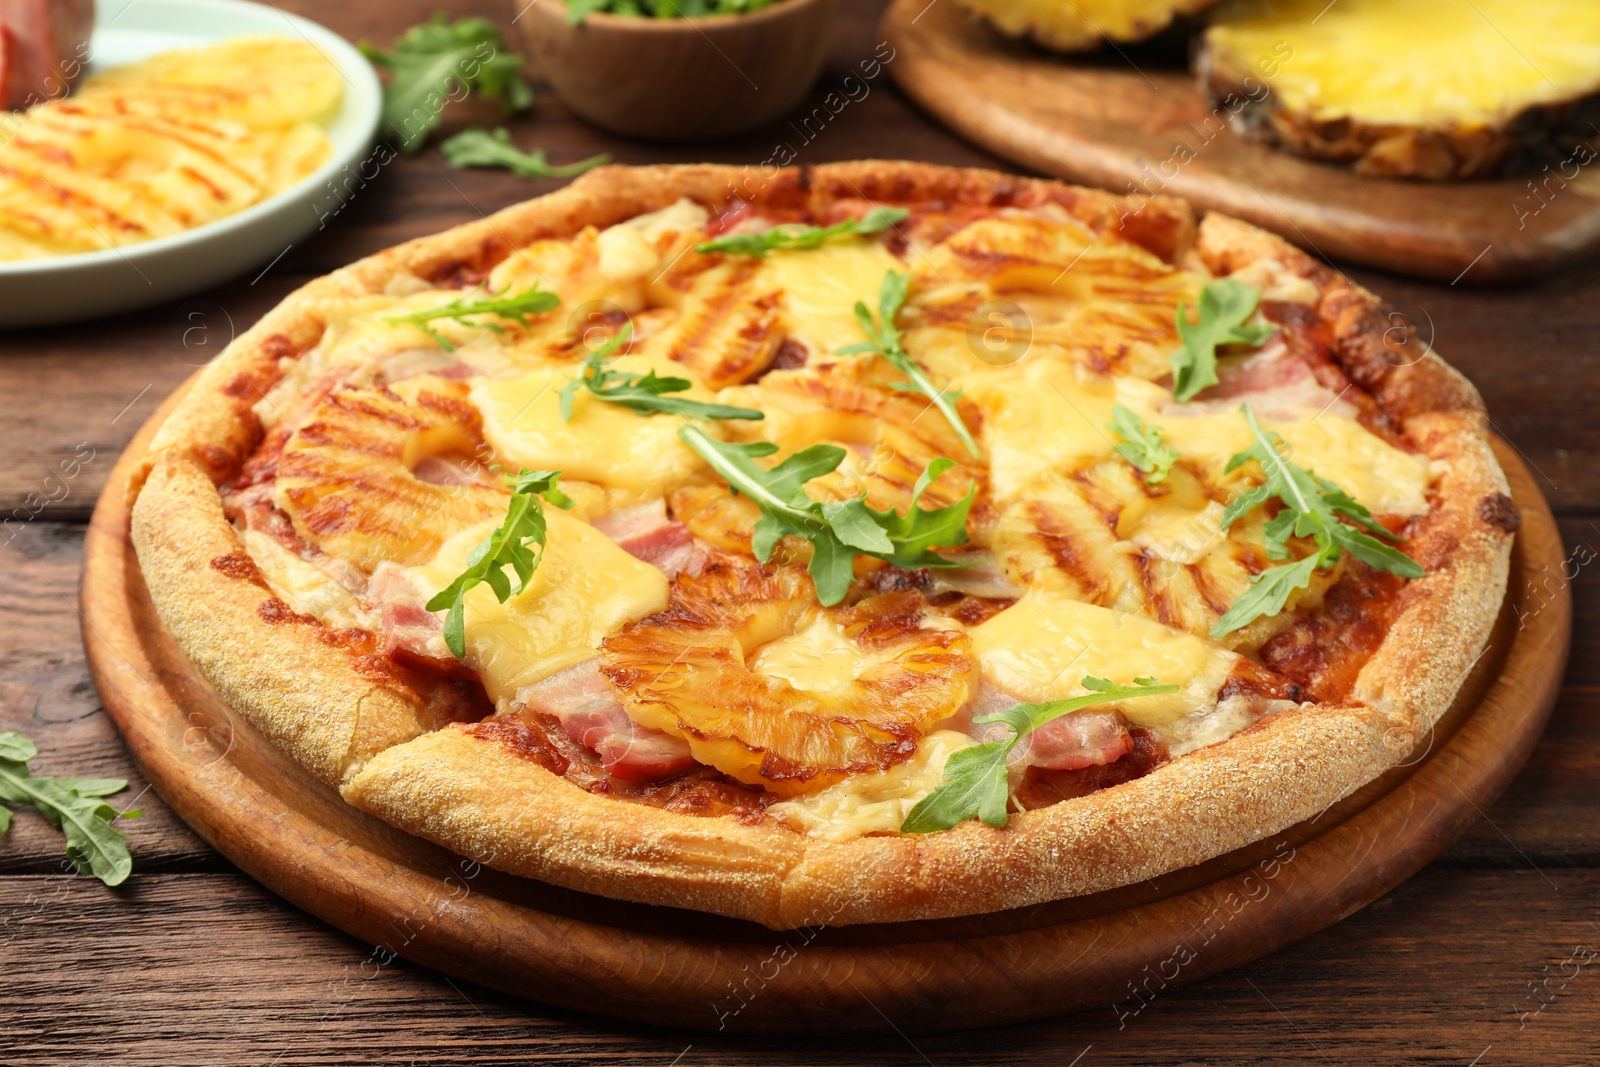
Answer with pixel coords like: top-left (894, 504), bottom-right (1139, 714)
top-left (130, 161), bottom-right (1512, 928)
top-left (131, 454), bottom-right (450, 785)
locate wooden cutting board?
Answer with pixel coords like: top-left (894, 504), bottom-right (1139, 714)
top-left (881, 0), bottom-right (1600, 283)
top-left (81, 387), bottom-right (1569, 1034)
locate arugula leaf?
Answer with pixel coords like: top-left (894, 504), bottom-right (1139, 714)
top-left (440, 127), bottom-right (611, 179)
top-left (1108, 404), bottom-right (1178, 484)
top-left (425, 470), bottom-right (576, 658)
top-left (900, 678), bottom-right (1181, 833)
top-left (558, 325), bottom-right (765, 423)
top-left (1170, 278), bottom-right (1278, 402)
top-left (0, 731), bottom-right (137, 886)
top-left (385, 285), bottom-right (560, 351)
top-left (360, 16), bottom-right (534, 153)
top-left (695, 207), bottom-right (909, 258)
top-left (1209, 405), bottom-right (1425, 637)
top-left (837, 270), bottom-right (980, 459)
top-left (565, 0), bottom-right (778, 24)
top-left (678, 426), bottom-right (975, 606)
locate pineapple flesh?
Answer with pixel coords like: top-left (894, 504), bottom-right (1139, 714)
top-left (273, 377), bottom-right (509, 572)
top-left (1199, 0), bottom-right (1600, 179)
top-left (953, 0), bottom-right (1223, 54)
top-left (599, 557), bottom-right (975, 796)
top-left (0, 36), bottom-right (339, 260)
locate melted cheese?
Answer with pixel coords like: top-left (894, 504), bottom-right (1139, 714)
top-left (241, 530), bottom-right (374, 631)
top-left (768, 730), bottom-right (972, 841)
top-left (407, 510), bottom-right (669, 702)
top-left (470, 360), bottom-right (712, 504)
top-left (969, 586), bottom-right (1238, 728)
top-left (956, 359), bottom-right (1120, 503)
top-left (761, 241), bottom-right (904, 358)
top-left (750, 611), bottom-right (952, 698)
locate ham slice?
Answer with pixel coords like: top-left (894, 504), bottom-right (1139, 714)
top-left (367, 562), bottom-right (448, 661)
top-left (0, 0), bottom-right (92, 110)
top-left (966, 680), bottom-right (1133, 772)
top-left (516, 659), bottom-right (696, 783)
top-left (1179, 339), bottom-right (1355, 420)
top-left (591, 499), bottom-right (705, 579)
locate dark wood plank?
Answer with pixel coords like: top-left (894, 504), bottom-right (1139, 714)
top-left (2, 868), bottom-right (1595, 1065)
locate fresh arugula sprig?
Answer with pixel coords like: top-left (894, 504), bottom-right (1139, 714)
top-left (678, 427), bottom-right (974, 606)
top-left (1170, 278), bottom-right (1278, 402)
top-left (1209, 405), bottom-right (1424, 637)
top-left (558, 325), bottom-right (764, 422)
top-left (386, 285), bottom-right (560, 351)
top-left (565, 0), bottom-right (777, 24)
top-left (441, 127), bottom-right (612, 179)
top-left (900, 677), bottom-right (1179, 834)
top-left (837, 270), bottom-right (980, 459)
top-left (426, 470), bottom-right (576, 658)
top-left (0, 732), bottom-right (138, 886)
top-left (1108, 404), bottom-right (1178, 484)
top-left (360, 16), bottom-right (534, 154)
top-left (695, 207), bottom-right (909, 258)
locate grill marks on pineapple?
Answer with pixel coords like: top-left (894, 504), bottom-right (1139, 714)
top-left (642, 255), bottom-right (784, 388)
top-left (993, 460), bottom-right (1315, 648)
top-left (274, 377), bottom-right (507, 571)
top-left (599, 557), bottom-right (974, 795)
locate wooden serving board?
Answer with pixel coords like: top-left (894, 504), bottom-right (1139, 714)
top-left (881, 0), bottom-right (1600, 283)
top-left (81, 388), bottom-right (1569, 1035)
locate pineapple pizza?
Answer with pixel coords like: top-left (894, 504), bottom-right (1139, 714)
top-left (128, 163), bottom-right (1515, 928)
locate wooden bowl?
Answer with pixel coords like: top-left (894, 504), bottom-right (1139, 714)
top-left (518, 0), bottom-right (840, 141)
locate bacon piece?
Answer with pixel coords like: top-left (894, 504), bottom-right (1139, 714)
top-left (516, 659), bottom-right (697, 783)
top-left (591, 499), bottom-right (705, 579)
top-left (0, 0), bottom-right (91, 110)
top-left (1182, 339), bottom-right (1355, 419)
top-left (410, 454), bottom-right (480, 487)
top-left (965, 680), bottom-right (1133, 771)
top-left (366, 562), bottom-right (447, 661)
top-left (1015, 727), bottom-right (1169, 809)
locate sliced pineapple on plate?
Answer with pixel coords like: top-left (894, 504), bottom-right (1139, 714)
top-left (1199, 0), bottom-right (1600, 179)
top-left (953, 0), bottom-right (1223, 54)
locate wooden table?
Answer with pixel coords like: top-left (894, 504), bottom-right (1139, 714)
top-left (2, 0), bottom-right (1597, 1062)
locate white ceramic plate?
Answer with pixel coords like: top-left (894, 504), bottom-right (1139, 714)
top-left (0, 0), bottom-right (382, 329)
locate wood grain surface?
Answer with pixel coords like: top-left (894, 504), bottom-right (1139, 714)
top-left (881, 0), bottom-right (1600, 283)
top-left (77, 380), bottom-right (1570, 1033)
top-left (3, 0), bottom-right (1599, 1062)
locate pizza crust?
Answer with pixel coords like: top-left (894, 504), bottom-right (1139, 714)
top-left (128, 162), bottom-right (1513, 928)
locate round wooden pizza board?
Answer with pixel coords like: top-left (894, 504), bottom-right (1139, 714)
top-left (880, 0), bottom-right (1600, 283)
top-left (82, 386), bottom-right (1570, 1034)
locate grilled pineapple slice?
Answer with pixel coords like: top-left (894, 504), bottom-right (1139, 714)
top-left (634, 251), bottom-right (784, 388)
top-left (1199, 0), bottom-right (1600, 179)
top-left (274, 377), bottom-right (509, 571)
top-left (904, 214), bottom-right (1203, 384)
top-left (955, 0), bottom-right (1222, 53)
top-left (600, 558), bottom-right (974, 795)
top-left (0, 37), bottom-right (336, 259)
top-left (991, 459), bottom-right (1335, 649)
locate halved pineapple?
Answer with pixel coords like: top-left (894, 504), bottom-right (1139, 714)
top-left (273, 376), bottom-right (509, 571)
top-left (954, 0), bottom-right (1222, 53)
top-left (1199, 0), bottom-right (1600, 179)
top-left (599, 557), bottom-right (974, 795)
